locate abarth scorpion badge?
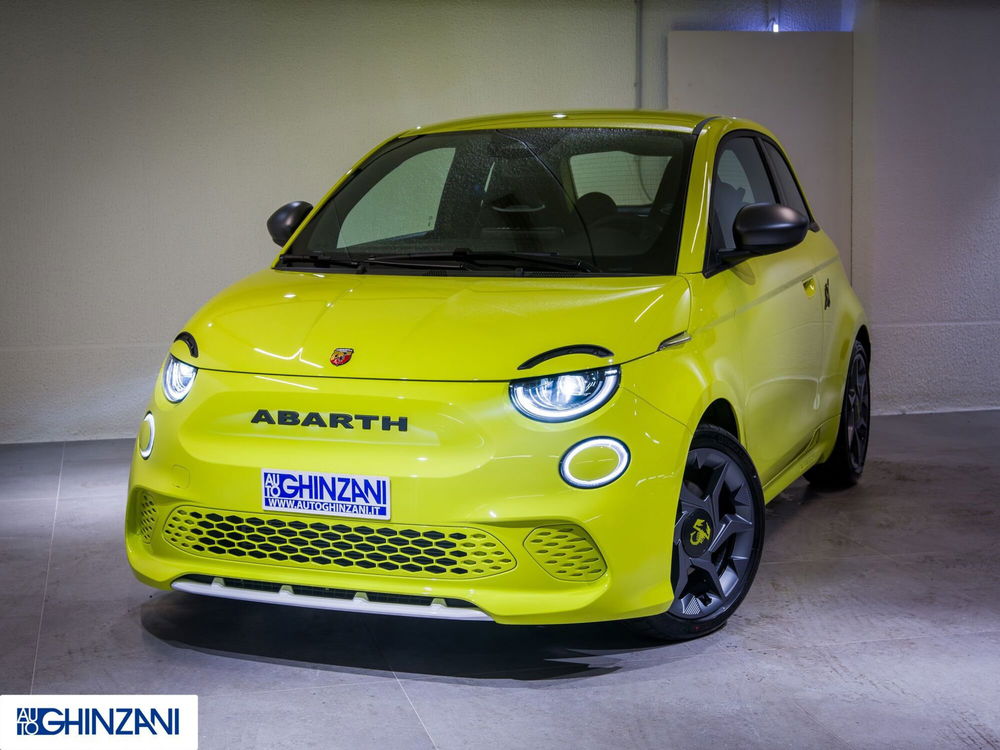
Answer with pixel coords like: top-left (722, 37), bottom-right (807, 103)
top-left (330, 348), bottom-right (354, 366)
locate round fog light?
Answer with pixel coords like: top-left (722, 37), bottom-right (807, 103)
top-left (138, 412), bottom-right (155, 459)
top-left (560, 437), bottom-right (630, 489)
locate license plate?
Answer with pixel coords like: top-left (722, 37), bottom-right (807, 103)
top-left (261, 468), bottom-right (391, 520)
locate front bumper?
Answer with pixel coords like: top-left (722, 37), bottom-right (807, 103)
top-left (126, 368), bottom-right (691, 625)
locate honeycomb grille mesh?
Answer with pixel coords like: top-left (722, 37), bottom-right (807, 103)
top-left (524, 525), bottom-right (607, 581)
top-left (138, 494), bottom-right (157, 543)
top-left (162, 507), bottom-right (516, 579)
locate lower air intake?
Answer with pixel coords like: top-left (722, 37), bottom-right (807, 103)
top-left (138, 494), bottom-right (157, 543)
top-left (162, 506), bottom-right (516, 579)
top-left (524, 525), bottom-right (607, 581)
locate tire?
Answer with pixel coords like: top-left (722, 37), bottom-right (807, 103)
top-left (806, 339), bottom-right (871, 489)
top-left (630, 424), bottom-right (765, 642)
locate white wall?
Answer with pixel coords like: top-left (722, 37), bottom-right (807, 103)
top-left (851, 0), bottom-right (1000, 414)
top-left (0, 0), bottom-right (635, 443)
top-left (666, 31), bottom-right (853, 274)
top-left (3, 0), bottom-right (998, 442)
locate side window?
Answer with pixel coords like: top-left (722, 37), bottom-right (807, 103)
top-left (569, 151), bottom-right (670, 206)
top-left (761, 141), bottom-right (810, 220)
top-left (711, 137), bottom-right (775, 251)
top-left (338, 148), bottom-right (456, 248)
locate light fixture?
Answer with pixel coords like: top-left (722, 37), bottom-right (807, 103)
top-left (769, 17), bottom-right (780, 32)
top-left (162, 355), bottom-right (197, 403)
top-left (138, 412), bottom-right (155, 459)
top-left (559, 437), bottom-right (630, 489)
top-left (510, 367), bottom-right (619, 422)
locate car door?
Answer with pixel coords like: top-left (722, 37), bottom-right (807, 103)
top-left (759, 138), bottom-right (845, 423)
top-left (705, 134), bottom-right (825, 485)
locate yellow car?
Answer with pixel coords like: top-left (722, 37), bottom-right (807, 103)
top-left (126, 110), bottom-right (869, 640)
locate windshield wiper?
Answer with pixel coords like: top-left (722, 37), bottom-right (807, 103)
top-left (277, 253), bottom-right (363, 270)
top-left (362, 257), bottom-right (468, 270)
top-left (364, 250), bottom-right (599, 273)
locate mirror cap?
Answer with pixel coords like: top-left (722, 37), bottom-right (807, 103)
top-left (733, 203), bottom-right (809, 255)
top-left (267, 201), bottom-right (314, 247)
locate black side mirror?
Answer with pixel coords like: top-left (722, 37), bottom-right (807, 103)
top-left (266, 201), bottom-right (313, 247)
top-left (731, 203), bottom-right (809, 257)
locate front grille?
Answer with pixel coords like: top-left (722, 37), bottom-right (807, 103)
top-left (138, 494), bottom-right (157, 543)
top-left (162, 507), bottom-right (516, 579)
top-left (524, 525), bottom-right (607, 581)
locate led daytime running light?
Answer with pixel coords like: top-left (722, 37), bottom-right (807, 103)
top-left (559, 437), bottom-right (630, 488)
top-left (138, 412), bottom-right (155, 459)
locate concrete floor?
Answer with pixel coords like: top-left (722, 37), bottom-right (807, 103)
top-left (2, 411), bottom-right (999, 749)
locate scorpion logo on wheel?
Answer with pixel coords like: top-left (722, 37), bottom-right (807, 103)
top-left (689, 518), bottom-right (711, 547)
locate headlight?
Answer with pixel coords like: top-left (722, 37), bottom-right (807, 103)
top-left (162, 355), bottom-right (197, 403)
top-left (509, 366), bottom-right (619, 422)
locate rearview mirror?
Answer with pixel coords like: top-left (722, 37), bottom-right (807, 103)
top-left (266, 201), bottom-right (313, 247)
top-left (731, 203), bottom-right (809, 256)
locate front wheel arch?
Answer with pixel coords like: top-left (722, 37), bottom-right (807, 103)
top-left (697, 398), bottom-right (740, 442)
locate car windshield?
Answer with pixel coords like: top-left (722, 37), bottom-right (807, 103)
top-left (280, 127), bottom-right (695, 276)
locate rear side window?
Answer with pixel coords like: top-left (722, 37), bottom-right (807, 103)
top-left (569, 151), bottom-right (671, 206)
top-left (711, 137), bottom-right (775, 250)
top-left (761, 141), bottom-right (810, 220)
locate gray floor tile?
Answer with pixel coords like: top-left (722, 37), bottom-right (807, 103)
top-left (721, 555), bottom-right (996, 651)
top-left (0, 536), bottom-right (51, 617)
top-left (763, 493), bottom-right (885, 562)
top-left (0, 615), bottom-right (40, 694)
top-left (200, 683), bottom-right (433, 750)
top-left (734, 632), bottom-right (1000, 749)
top-left (63, 438), bottom-right (134, 462)
top-left (0, 495), bottom-right (57, 539)
top-left (873, 411), bottom-right (1000, 464)
top-left (397, 658), bottom-right (851, 750)
top-left (0, 460), bottom-right (61, 501)
top-left (58, 458), bottom-right (130, 499)
top-left (0, 441), bottom-right (63, 468)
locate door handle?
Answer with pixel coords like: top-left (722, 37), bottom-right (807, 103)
top-left (802, 277), bottom-right (817, 297)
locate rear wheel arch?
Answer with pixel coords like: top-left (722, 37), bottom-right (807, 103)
top-left (856, 325), bottom-right (871, 363)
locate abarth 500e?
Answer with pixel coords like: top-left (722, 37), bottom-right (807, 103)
top-left (126, 111), bottom-right (870, 640)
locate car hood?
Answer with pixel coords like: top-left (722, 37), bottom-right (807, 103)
top-left (172, 269), bottom-right (691, 381)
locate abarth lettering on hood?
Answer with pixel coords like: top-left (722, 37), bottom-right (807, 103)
top-left (250, 409), bottom-right (408, 431)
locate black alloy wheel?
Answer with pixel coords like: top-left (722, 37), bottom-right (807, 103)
top-left (631, 424), bottom-right (765, 641)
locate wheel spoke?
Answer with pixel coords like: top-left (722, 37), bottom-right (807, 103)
top-left (672, 543), bottom-right (691, 600)
top-left (690, 556), bottom-right (725, 598)
top-left (856, 365), bottom-right (868, 392)
top-left (679, 480), bottom-right (711, 517)
top-left (705, 462), bottom-right (727, 524)
top-left (707, 512), bottom-right (752, 555)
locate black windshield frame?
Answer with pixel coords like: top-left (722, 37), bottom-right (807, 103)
top-left (279, 127), bottom-right (696, 277)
